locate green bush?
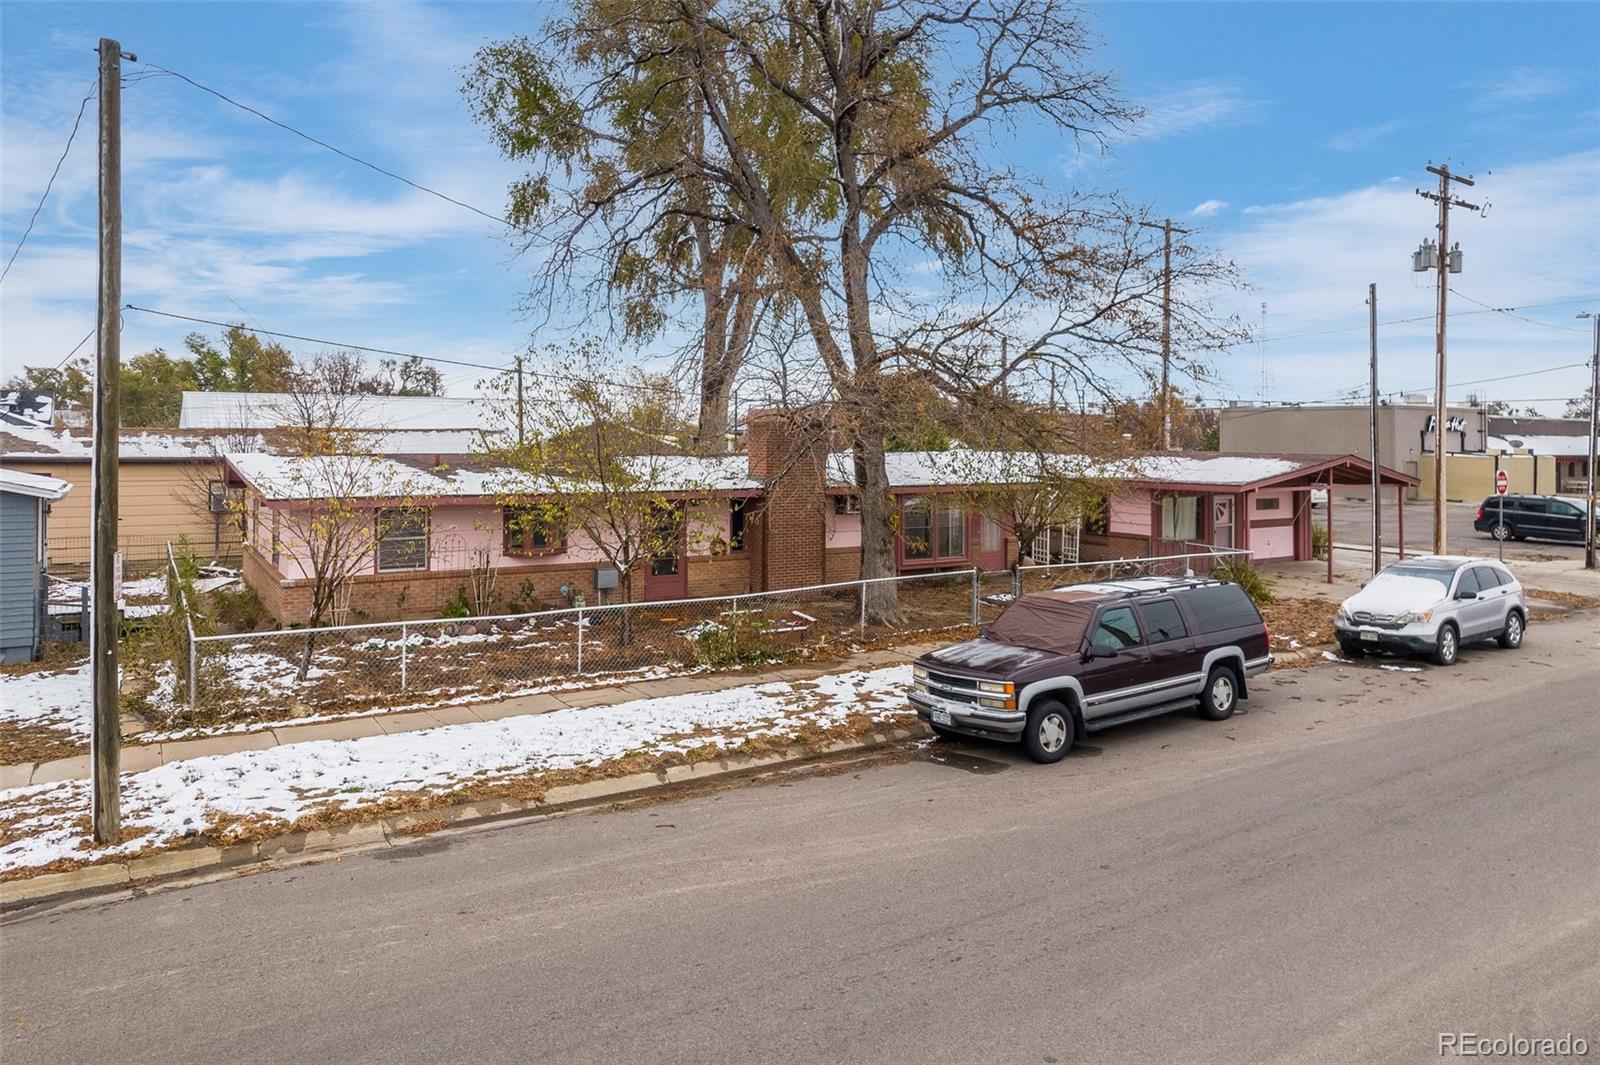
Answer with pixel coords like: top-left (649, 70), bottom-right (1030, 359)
top-left (1311, 521), bottom-right (1330, 560)
top-left (210, 582), bottom-right (265, 632)
top-left (691, 612), bottom-right (785, 669)
top-left (440, 588), bottom-right (472, 619)
top-left (1212, 556), bottom-right (1276, 606)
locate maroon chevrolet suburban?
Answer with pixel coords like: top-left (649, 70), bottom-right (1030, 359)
top-left (911, 577), bottom-right (1273, 763)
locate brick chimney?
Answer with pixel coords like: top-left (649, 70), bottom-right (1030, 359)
top-left (744, 408), bottom-right (829, 590)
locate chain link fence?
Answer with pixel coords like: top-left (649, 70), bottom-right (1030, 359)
top-left (163, 546), bottom-right (1253, 731)
top-left (175, 569), bottom-right (984, 728)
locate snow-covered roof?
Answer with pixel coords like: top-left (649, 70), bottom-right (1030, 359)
top-left (825, 449), bottom-right (1334, 490)
top-left (0, 420), bottom-right (484, 461)
top-left (1487, 433), bottom-right (1590, 456)
top-left (0, 466), bottom-right (72, 500)
top-left (227, 452), bottom-right (760, 503)
top-left (180, 391), bottom-right (489, 430)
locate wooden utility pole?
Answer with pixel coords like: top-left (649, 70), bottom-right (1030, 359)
top-left (1416, 163), bottom-right (1478, 555)
top-left (513, 353), bottom-right (526, 447)
top-left (1584, 312), bottom-right (1598, 570)
top-left (1368, 283), bottom-right (1382, 575)
top-left (92, 37), bottom-right (128, 843)
top-left (1138, 219), bottom-right (1188, 450)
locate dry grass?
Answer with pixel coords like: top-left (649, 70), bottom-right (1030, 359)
top-left (0, 722), bottom-right (86, 766)
top-left (1261, 597), bottom-right (1336, 652)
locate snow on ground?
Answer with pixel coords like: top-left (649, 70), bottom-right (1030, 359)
top-left (0, 663), bottom-right (92, 738)
top-left (0, 666), bottom-right (913, 874)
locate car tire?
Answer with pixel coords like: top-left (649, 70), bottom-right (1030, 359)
top-left (1198, 664), bottom-right (1240, 720)
top-left (1497, 611), bottom-right (1524, 650)
top-left (1337, 637), bottom-right (1365, 658)
top-left (1491, 523), bottom-right (1512, 541)
top-left (1432, 622), bottom-right (1460, 666)
top-left (1022, 698), bottom-right (1074, 764)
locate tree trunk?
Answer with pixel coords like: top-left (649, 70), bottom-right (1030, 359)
top-left (855, 423), bottom-right (901, 624)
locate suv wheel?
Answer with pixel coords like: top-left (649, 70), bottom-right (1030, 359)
top-left (1497, 611), bottom-right (1524, 649)
top-left (1022, 699), bottom-right (1074, 764)
top-left (1490, 522), bottom-right (1512, 541)
top-left (1198, 664), bottom-right (1239, 721)
top-left (1432, 622), bottom-right (1460, 666)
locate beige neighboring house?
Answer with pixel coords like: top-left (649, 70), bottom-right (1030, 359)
top-left (0, 420), bottom-right (484, 574)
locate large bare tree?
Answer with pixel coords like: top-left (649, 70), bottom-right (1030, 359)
top-left (470, 0), bottom-right (1244, 619)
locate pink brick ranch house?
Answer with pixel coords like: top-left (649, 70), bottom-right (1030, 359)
top-left (226, 411), bottom-right (1417, 625)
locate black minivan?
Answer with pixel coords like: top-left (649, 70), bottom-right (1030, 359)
top-left (1473, 494), bottom-right (1595, 544)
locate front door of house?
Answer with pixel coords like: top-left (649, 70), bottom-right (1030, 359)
top-left (644, 510), bottom-right (689, 601)
top-left (1212, 497), bottom-right (1234, 550)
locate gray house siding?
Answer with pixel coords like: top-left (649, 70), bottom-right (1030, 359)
top-left (0, 491), bottom-right (46, 664)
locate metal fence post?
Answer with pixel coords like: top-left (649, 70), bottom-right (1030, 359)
top-left (970, 568), bottom-right (979, 625)
top-left (576, 609), bottom-right (585, 674)
top-left (858, 579), bottom-right (867, 638)
top-left (187, 629), bottom-right (197, 710)
top-left (1012, 567), bottom-right (1021, 600)
top-left (400, 621), bottom-right (409, 693)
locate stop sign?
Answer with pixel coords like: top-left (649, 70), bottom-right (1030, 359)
top-left (1495, 469), bottom-right (1509, 495)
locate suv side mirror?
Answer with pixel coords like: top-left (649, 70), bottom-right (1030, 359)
top-left (1455, 590), bottom-right (1476, 601)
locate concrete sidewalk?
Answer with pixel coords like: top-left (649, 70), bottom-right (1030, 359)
top-left (3, 643), bottom-right (943, 790)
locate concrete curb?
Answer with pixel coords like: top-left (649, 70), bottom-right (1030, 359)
top-left (0, 723), bottom-right (930, 913)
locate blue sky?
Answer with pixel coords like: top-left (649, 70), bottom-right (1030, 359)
top-left (3, 1), bottom-right (1597, 413)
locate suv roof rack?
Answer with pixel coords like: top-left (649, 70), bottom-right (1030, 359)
top-left (1052, 576), bottom-right (1229, 601)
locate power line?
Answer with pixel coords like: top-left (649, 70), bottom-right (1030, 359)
top-left (121, 304), bottom-right (701, 399)
top-left (0, 80), bottom-right (96, 286)
top-left (55, 326), bottom-right (97, 369)
top-left (1446, 287), bottom-right (1590, 332)
top-left (136, 60), bottom-right (517, 230)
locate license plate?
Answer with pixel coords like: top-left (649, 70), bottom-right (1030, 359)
top-left (1360, 629), bottom-right (1379, 642)
top-left (932, 708), bottom-right (953, 726)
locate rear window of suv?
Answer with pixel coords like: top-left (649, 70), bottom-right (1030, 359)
top-left (1182, 584), bottom-right (1262, 633)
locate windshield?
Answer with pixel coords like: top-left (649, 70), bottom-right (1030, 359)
top-left (1375, 565), bottom-right (1454, 592)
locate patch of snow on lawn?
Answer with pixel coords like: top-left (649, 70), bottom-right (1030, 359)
top-left (0, 663), bottom-right (92, 737)
top-left (0, 666), bottom-right (913, 873)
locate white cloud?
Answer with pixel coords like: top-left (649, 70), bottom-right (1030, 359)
top-left (1325, 118), bottom-right (1408, 153)
top-left (1206, 152), bottom-right (1600, 414)
top-left (1473, 67), bottom-right (1574, 105)
top-left (1130, 81), bottom-right (1259, 140)
top-left (1190, 199), bottom-right (1229, 218)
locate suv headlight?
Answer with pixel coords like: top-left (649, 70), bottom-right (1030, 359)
top-left (1335, 606), bottom-right (1351, 623)
top-left (977, 680), bottom-right (1014, 694)
top-left (1396, 609), bottom-right (1432, 626)
top-left (913, 664), bottom-right (928, 682)
top-left (978, 695), bottom-right (1018, 710)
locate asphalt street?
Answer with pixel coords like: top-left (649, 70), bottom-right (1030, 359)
top-left (4, 615), bottom-right (1599, 1065)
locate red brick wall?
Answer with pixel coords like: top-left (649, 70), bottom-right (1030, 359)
top-left (824, 546), bottom-right (861, 584)
top-left (686, 552), bottom-right (756, 597)
top-left (745, 410), bottom-right (828, 590)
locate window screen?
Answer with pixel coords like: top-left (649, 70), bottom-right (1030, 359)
top-left (376, 510), bottom-right (428, 572)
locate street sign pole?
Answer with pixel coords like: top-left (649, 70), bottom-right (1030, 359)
top-left (1495, 469), bottom-right (1508, 563)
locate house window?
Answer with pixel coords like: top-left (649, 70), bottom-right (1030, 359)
top-left (937, 505), bottom-right (965, 557)
top-left (271, 510), bottom-right (281, 567)
top-left (980, 517), bottom-right (1002, 553)
top-left (376, 509), bottom-right (429, 572)
top-left (1256, 496), bottom-right (1281, 511)
top-left (902, 496), bottom-right (967, 562)
top-left (833, 494), bottom-right (860, 515)
top-left (1160, 496), bottom-right (1199, 541)
top-left (728, 499), bottom-right (747, 551)
top-left (503, 508), bottom-right (564, 556)
top-left (903, 497), bottom-right (933, 560)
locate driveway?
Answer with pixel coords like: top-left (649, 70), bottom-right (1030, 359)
top-left (1327, 495), bottom-right (1588, 561)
